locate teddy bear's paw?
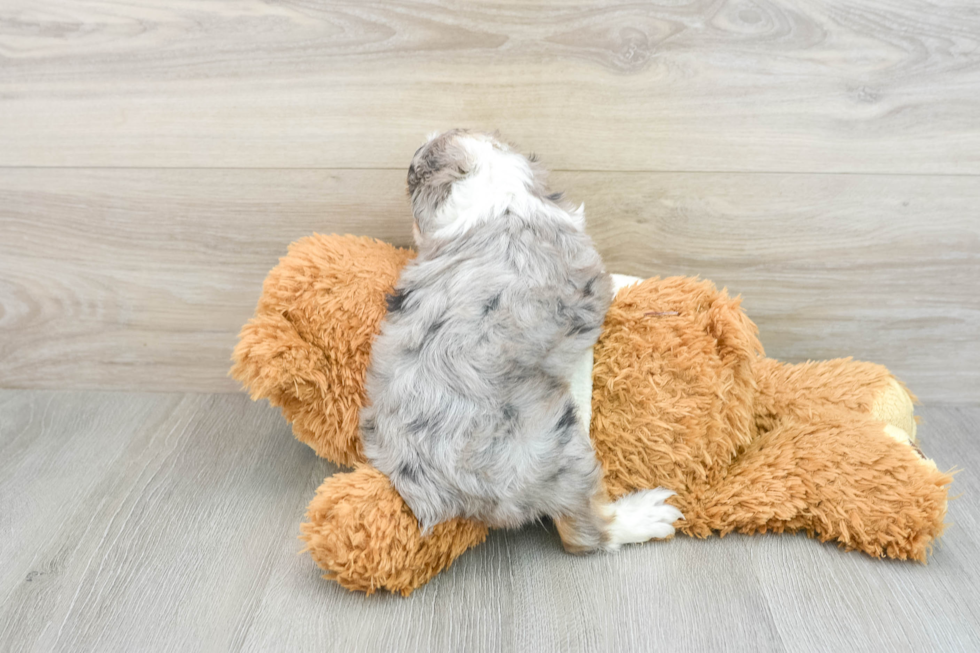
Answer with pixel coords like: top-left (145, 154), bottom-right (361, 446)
top-left (871, 378), bottom-right (917, 442)
top-left (881, 423), bottom-right (937, 468)
top-left (604, 488), bottom-right (684, 551)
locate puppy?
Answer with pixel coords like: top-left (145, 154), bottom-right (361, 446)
top-left (361, 130), bottom-right (682, 553)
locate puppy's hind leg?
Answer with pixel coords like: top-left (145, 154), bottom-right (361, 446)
top-left (555, 487), bottom-right (683, 554)
top-left (549, 407), bottom-right (682, 554)
top-left (554, 488), bottom-right (613, 554)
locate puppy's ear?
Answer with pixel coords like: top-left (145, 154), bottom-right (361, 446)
top-left (407, 163), bottom-right (421, 196)
top-left (408, 146), bottom-right (443, 196)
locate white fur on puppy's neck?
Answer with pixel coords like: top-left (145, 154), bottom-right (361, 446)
top-left (426, 134), bottom-right (584, 242)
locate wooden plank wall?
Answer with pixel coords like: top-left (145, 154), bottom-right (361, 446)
top-left (1, 1), bottom-right (978, 401)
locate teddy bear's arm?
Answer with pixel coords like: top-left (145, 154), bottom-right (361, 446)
top-left (300, 465), bottom-right (489, 596)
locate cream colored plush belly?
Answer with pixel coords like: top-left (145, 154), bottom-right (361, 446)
top-left (569, 274), bottom-right (643, 432)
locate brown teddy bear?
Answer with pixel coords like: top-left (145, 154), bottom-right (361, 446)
top-left (231, 234), bottom-right (951, 596)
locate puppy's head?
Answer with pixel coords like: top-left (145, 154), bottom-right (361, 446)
top-left (407, 130), bottom-right (547, 246)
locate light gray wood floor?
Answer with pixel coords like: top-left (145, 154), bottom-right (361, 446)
top-left (1, 390), bottom-right (977, 652)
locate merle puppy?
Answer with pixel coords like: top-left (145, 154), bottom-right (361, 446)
top-left (362, 130), bottom-right (681, 553)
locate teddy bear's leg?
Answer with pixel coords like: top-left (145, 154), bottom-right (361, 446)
top-left (691, 412), bottom-right (951, 562)
top-left (754, 358), bottom-right (918, 441)
top-left (300, 465), bottom-right (489, 596)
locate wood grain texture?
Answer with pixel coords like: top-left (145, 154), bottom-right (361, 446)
top-left (1, 391), bottom-right (978, 652)
top-left (1, 168), bottom-right (977, 401)
top-left (0, 391), bottom-right (329, 652)
top-left (1, 0), bottom-right (979, 172)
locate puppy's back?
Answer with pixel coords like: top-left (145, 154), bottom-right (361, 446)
top-left (362, 209), bottom-right (612, 531)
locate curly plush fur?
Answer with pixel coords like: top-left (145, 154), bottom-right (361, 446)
top-left (231, 234), bottom-right (952, 596)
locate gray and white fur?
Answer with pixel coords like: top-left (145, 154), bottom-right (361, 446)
top-left (361, 130), bottom-right (681, 553)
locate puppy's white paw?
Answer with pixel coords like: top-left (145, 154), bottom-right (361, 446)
top-left (605, 488), bottom-right (683, 551)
